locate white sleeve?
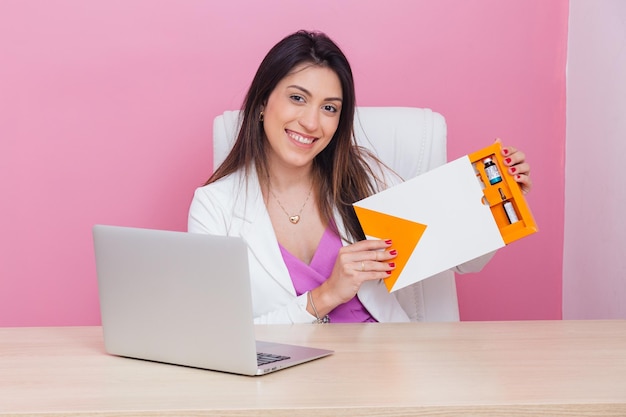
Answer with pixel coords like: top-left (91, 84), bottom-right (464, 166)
top-left (252, 293), bottom-right (317, 324)
top-left (188, 185), bottom-right (232, 235)
top-left (452, 251), bottom-right (497, 274)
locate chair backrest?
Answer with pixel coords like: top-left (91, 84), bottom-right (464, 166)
top-left (211, 106), bottom-right (460, 322)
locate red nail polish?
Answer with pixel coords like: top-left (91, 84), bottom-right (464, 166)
top-left (503, 149), bottom-right (509, 155)
top-left (386, 271), bottom-right (392, 275)
top-left (505, 157), bottom-right (512, 164)
top-left (389, 250), bottom-right (397, 256)
top-left (516, 174), bottom-right (521, 180)
top-left (385, 239), bottom-right (392, 245)
top-left (388, 262), bottom-right (395, 268)
top-left (510, 167), bottom-right (517, 173)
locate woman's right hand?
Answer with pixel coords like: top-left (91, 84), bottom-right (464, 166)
top-left (309, 239), bottom-right (397, 317)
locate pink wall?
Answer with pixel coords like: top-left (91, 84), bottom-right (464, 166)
top-left (0, 0), bottom-right (568, 326)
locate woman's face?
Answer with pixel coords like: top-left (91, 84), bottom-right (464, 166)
top-left (262, 63), bottom-right (342, 172)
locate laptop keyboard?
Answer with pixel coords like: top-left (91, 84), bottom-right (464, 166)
top-left (257, 352), bottom-right (290, 366)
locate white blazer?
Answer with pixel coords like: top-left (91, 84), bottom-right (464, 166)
top-left (188, 167), bottom-right (493, 324)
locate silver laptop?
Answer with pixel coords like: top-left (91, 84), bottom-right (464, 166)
top-left (93, 224), bottom-right (333, 376)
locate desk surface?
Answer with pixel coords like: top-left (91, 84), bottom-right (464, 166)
top-left (1, 320), bottom-right (626, 416)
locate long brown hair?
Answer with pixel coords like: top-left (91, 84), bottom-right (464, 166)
top-left (206, 30), bottom-right (385, 242)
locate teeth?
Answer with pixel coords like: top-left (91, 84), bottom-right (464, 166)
top-left (288, 131), bottom-right (314, 145)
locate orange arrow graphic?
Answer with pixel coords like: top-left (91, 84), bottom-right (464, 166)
top-left (353, 206), bottom-right (427, 292)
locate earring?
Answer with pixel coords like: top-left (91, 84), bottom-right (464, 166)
top-left (259, 111), bottom-right (264, 122)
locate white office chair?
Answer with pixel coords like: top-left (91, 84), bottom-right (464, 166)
top-left (213, 107), bottom-right (460, 322)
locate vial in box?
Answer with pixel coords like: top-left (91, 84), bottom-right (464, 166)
top-left (483, 157), bottom-right (502, 185)
top-left (503, 201), bottom-right (519, 224)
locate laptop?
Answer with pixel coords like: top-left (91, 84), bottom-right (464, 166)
top-left (92, 224), bottom-right (333, 376)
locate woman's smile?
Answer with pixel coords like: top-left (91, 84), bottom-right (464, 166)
top-left (286, 129), bottom-right (317, 146)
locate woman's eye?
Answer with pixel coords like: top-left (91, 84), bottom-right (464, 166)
top-left (290, 95), bottom-right (305, 103)
top-left (323, 104), bottom-right (338, 113)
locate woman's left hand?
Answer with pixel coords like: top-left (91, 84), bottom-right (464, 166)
top-left (498, 139), bottom-right (532, 194)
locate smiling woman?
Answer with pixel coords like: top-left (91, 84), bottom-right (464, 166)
top-left (187, 30), bottom-right (533, 325)
top-left (262, 64), bottom-right (342, 172)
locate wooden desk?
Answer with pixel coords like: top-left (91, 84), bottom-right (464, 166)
top-left (1, 321), bottom-right (626, 416)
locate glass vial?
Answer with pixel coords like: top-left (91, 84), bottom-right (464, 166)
top-left (503, 201), bottom-right (519, 224)
top-left (483, 158), bottom-right (502, 185)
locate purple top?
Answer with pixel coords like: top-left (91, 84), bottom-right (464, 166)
top-left (279, 227), bottom-right (377, 323)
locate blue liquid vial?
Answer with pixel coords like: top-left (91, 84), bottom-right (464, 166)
top-left (483, 158), bottom-right (502, 185)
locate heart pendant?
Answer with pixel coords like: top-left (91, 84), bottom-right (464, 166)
top-left (289, 215), bottom-right (300, 224)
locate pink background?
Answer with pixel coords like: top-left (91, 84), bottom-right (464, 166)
top-left (0, 0), bottom-right (568, 326)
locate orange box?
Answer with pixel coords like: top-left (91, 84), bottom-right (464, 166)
top-left (468, 142), bottom-right (538, 245)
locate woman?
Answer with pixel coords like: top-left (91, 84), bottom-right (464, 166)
top-left (188, 30), bottom-right (532, 324)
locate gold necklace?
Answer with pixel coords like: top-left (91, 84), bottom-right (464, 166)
top-left (268, 182), bottom-right (313, 225)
